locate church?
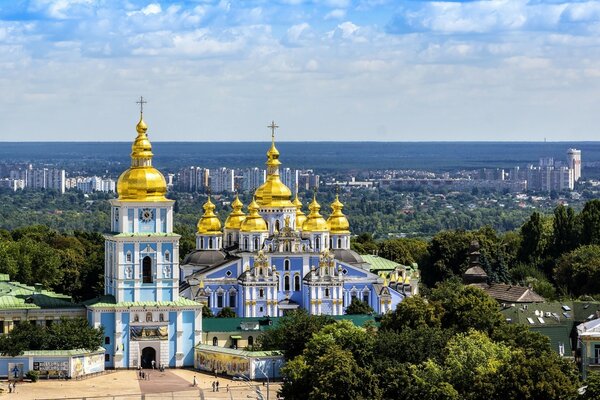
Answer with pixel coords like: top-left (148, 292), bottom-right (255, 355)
top-left (179, 122), bottom-right (410, 318)
top-left (85, 105), bottom-right (202, 369)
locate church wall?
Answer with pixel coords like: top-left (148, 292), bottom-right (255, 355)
top-left (161, 288), bottom-right (173, 302)
top-left (101, 312), bottom-right (115, 368)
top-left (139, 288), bottom-right (157, 302)
top-left (122, 312), bottom-right (130, 366)
top-left (168, 312), bottom-right (177, 367)
top-left (182, 311), bottom-right (195, 366)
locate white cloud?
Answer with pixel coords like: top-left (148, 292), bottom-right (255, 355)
top-left (141, 3), bottom-right (162, 16)
top-left (325, 9), bottom-right (346, 20)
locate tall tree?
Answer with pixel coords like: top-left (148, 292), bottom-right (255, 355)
top-left (552, 204), bottom-right (578, 256)
top-left (580, 200), bottom-right (600, 246)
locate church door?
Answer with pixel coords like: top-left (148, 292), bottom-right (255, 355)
top-left (141, 347), bottom-right (156, 368)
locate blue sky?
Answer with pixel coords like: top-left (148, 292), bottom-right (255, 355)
top-left (0, 0), bottom-right (599, 141)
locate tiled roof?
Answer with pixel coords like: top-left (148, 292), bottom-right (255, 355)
top-left (0, 276), bottom-right (80, 310)
top-left (22, 347), bottom-right (105, 356)
top-left (84, 295), bottom-right (202, 309)
top-left (474, 283), bottom-right (545, 303)
top-left (360, 255), bottom-right (401, 271)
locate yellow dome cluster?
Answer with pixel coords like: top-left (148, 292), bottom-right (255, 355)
top-left (224, 195), bottom-right (246, 230)
top-left (197, 197), bottom-right (222, 235)
top-left (117, 114), bottom-right (168, 202)
top-left (240, 198), bottom-right (268, 232)
top-left (302, 195), bottom-right (329, 233)
top-left (327, 194), bottom-right (350, 234)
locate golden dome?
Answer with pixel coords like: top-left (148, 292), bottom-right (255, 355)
top-left (117, 113), bottom-right (168, 202)
top-left (302, 195), bottom-right (329, 233)
top-left (197, 197), bottom-right (222, 235)
top-left (224, 195), bottom-right (246, 230)
top-left (327, 194), bottom-right (350, 234)
top-left (255, 125), bottom-right (293, 208)
top-left (293, 194), bottom-right (307, 229)
top-left (240, 198), bottom-right (268, 232)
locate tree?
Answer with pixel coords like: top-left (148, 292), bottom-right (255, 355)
top-left (552, 204), bottom-right (579, 256)
top-left (422, 230), bottom-right (473, 285)
top-left (580, 371), bottom-right (600, 400)
top-left (554, 245), bottom-right (600, 296)
top-left (580, 200), bottom-right (600, 246)
top-left (345, 298), bottom-right (374, 315)
top-left (257, 310), bottom-right (335, 359)
top-left (377, 238), bottom-right (429, 267)
top-left (380, 295), bottom-right (441, 331)
top-left (216, 307), bottom-right (236, 318)
top-left (202, 306), bottom-right (214, 318)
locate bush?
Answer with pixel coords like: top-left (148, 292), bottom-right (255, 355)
top-left (26, 370), bottom-right (40, 382)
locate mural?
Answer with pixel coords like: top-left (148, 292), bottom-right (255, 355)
top-left (131, 326), bottom-right (168, 341)
top-left (33, 361), bottom-right (69, 378)
top-left (7, 363), bottom-right (23, 380)
top-left (71, 353), bottom-right (104, 378)
top-left (195, 351), bottom-right (250, 376)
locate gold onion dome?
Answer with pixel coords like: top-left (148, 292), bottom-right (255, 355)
top-left (196, 196), bottom-right (222, 235)
top-left (240, 198), bottom-right (268, 232)
top-left (255, 126), bottom-right (293, 208)
top-left (327, 194), bottom-right (350, 234)
top-left (302, 194), bottom-right (330, 232)
top-left (293, 194), bottom-right (307, 228)
top-left (224, 195), bottom-right (246, 230)
top-left (117, 113), bottom-right (168, 201)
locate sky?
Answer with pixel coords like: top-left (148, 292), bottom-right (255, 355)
top-left (0, 0), bottom-right (600, 141)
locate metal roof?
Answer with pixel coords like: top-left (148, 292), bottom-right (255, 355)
top-left (0, 276), bottom-right (80, 310)
top-left (84, 295), bottom-right (202, 309)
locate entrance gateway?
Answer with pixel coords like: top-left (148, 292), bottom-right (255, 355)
top-left (141, 347), bottom-right (156, 368)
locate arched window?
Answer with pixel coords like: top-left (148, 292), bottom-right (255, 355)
top-left (259, 289), bottom-right (264, 298)
top-left (142, 256), bottom-right (153, 283)
top-left (212, 337), bottom-right (218, 346)
top-left (363, 291), bottom-right (369, 304)
top-left (284, 275), bottom-right (290, 291)
top-left (330, 238), bottom-right (333, 248)
top-left (244, 237), bottom-right (249, 250)
top-left (134, 314), bottom-right (139, 322)
top-left (325, 288), bottom-right (330, 297)
top-left (294, 275), bottom-right (300, 291)
top-left (209, 237), bottom-right (214, 249)
top-left (254, 237), bottom-right (259, 250)
top-left (228, 233), bottom-right (232, 245)
top-left (146, 312), bottom-right (153, 322)
top-left (159, 313), bottom-right (165, 322)
top-left (229, 291), bottom-right (236, 308)
top-left (275, 220), bottom-right (280, 232)
top-left (338, 238), bottom-right (342, 248)
top-left (248, 336), bottom-right (254, 346)
top-left (164, 251), bottom-right (170, 262)
top-left (284, 259), bottom-right (290, 271)
top-left (315, 236), bottom-right (320, 251)
top-left (126, 252), bottom-right (132, 262)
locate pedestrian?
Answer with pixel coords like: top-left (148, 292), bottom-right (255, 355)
top-left (193, 375), bottom-right (197, 387)
top-left (8, 382), bottom-right (12, 393)
top-left (226, 384), bottom-right (229, 392)
top-left (216, 380), bottom-right (219, 392)
top-left (12, 381), bottom-right (16, 393)
top-left (212, 381), bottom-right (215, 392)
top-left (151, 360), bottom-right (155, 369)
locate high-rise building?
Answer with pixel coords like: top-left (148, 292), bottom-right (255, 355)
top-left (47, 169), bottom-right (66, 194)
top-left (567, 148), bottom-right (582, 182)
top-left (210, 167), bottom-right (235, 193)
top-left (242, 167), bottom-right (266, 192)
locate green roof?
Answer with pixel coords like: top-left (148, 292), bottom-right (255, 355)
top-left (360, 255), bottom-right (409, 272)
top-left (22, 347), bottom-right (105, 356)
top-left (109, 233), bottom-right (181, 238)
top-left (203, 314), bottom-right (378, 333)
top-left (195, 344), bottom-right (282, 358)
top-left (84, 295), bottom-right (202, 309)
top-left (0, 276), bottom-right (79, 310)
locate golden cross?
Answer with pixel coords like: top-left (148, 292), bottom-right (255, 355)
top-left (136, 96), bottom-right (147, 114)
top-left (268, 120), bottom-right (279, 142)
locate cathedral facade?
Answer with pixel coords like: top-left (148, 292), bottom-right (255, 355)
top-left (86, 109), bottom-right (201, 369)
top-left (180, 124), bottom-right (409, 318)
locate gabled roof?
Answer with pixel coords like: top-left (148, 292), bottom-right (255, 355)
top-left (0, 275), bottom-right (80, 310)
top-left (474, 283), bottom-right (545, 303)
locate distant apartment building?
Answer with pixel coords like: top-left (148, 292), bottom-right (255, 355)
top-left (0, 178), bottom-right (25, 191)
top-left (567, 148), bottom-right (582, 182)
top-left (72, 176), bottom-right (115, 193)
top-left (281, 167), bottom-right (298, 194)
top-left (242, 167), bottom-right (266, 192)
top-left (177, 166), bottom-right (209, 192)
top-left (8, 166), bottom-right (66, 193)
top-left (210, 167), bottom-right (235, 193)
top-left (297, 170), bottom-right (320, 190)
top-left (380, 178), bottom-right (527, 192)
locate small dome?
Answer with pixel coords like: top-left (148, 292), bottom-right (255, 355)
top-left (117, 114), bottom-right (167, 202)
top-left (225, 195), bottom-right (246, 230)
top-left (197, 197), bottom-right (222, 235)
top-left (183, 250), bottom-right (227, 266)
top-left (302, 195), bottom-right (329, 233)
top-left (240, 199), bottom-right (268, 232)
top-left (333, 249), bottom-right (364, 264)
top-left (293, 194), bottom-right (306, 229)
top-left (327, 194), bottom-right (350, 234)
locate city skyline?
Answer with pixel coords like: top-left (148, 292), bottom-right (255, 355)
top-left (0, 1), bottom-right (599, 142)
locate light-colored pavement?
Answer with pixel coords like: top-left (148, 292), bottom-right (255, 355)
top-left (0, 369), bottom-right (281, 400)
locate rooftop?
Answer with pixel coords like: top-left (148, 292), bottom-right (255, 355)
top-left (0, 275), bottom-right (80, 310)
top-left (84, 295), bottom-right (202, 309)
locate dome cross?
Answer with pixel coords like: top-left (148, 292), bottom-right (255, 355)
top-left (136, 96), bottom-right (147, 115)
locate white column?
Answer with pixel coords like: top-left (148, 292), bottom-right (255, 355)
top-left (114, 312), bottom-right (123, 368)
top-left (176, 311), bottom-right (184, 367)
top-left (244, 287), bottom-right (250, 317)
top-left (317, 287), bottom-right (322, 314)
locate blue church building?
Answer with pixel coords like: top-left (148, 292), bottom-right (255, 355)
top-left (86, 109), bottom-right (201, 369)
top-left (180, 124), bottom-right (410, 318)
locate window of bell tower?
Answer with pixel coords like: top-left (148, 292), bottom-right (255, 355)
top-left (142, 256), bottom-right (153, 283)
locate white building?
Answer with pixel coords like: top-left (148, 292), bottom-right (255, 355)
top-left (567, 148), bottom-right (582, 182)
top-left (210, 168), bottom-right (235, 193)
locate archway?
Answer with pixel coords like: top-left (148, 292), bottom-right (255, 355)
top-left (141, 347), bottom-right (156, 369)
